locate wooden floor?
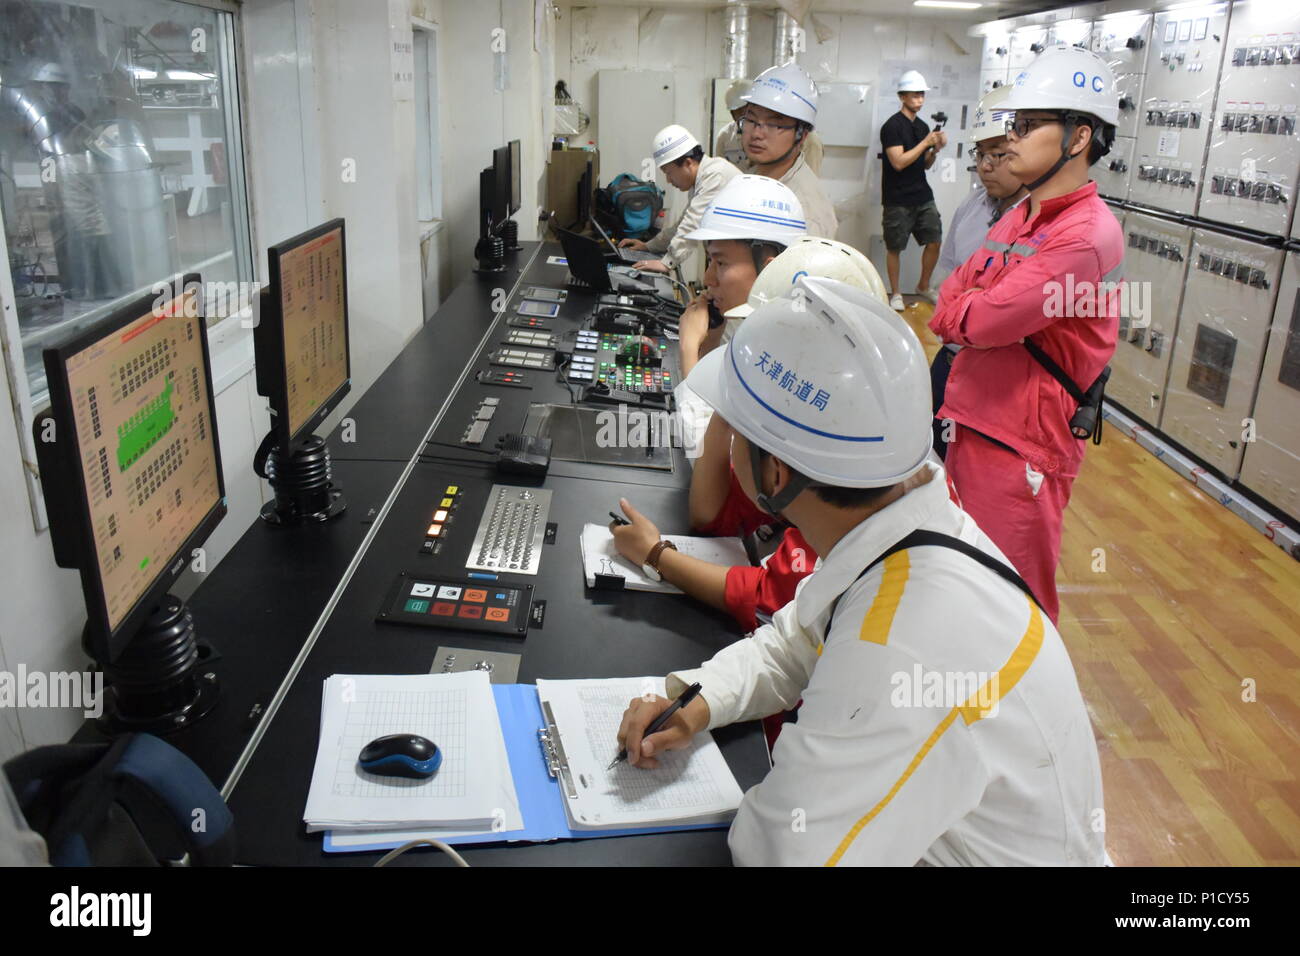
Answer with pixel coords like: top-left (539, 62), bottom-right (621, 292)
top-left (900, 298), bottom-right (1300, 866)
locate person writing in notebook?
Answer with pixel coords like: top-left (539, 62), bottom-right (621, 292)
top-left (615, 277), bottom-right (1104, 866)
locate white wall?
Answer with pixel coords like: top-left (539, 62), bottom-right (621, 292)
top-left (553, 3), bottom-right (984, 288)
top-left (0, 0), bottom-right (538, 758)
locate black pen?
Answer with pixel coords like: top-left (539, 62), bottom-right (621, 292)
top-left (608, 682), bottom-right (703, 769)
top-left (609, 511), bottom-right (630, 526)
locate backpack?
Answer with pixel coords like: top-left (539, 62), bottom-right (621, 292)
top-left (596, 173), bottom-right (664, 240)
top-left (3, 732), bottom-right (235, 866)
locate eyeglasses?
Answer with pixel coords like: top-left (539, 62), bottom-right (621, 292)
top-left (739, 116), bottom-right (797, 135)
top-left (1005, 115), bottom-right (1061, 138)
top-left (973, 150), bottom-right (1010, 169)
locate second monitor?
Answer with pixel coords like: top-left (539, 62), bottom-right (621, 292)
top-left (254, 218), bottom-right (351, 524)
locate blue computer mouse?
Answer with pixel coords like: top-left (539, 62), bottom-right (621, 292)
top-left (358, 734), bottom-right (442, 779)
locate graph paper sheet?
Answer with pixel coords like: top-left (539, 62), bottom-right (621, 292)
top-left (536, 677), bottom-right (744, 830)
top-left (304, 672), bottom-right (513, 831)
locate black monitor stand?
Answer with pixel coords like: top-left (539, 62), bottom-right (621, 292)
top-left (87, 594), bottom-right (219, 735)
top-left (255, 432), bottom-right (347, 525)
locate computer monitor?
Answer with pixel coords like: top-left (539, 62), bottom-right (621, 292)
top-left (34, 273), bottom-right (226, 729)
top-left (508, 139), bottom-right (521, 214)
top-left (255, 219), bottom-right (351, 452)
top-left (253, 219), bottom-right (350, 524)
top-left (493, 144), bottom-right (512, 225)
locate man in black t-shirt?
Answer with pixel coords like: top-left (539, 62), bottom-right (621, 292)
top-left (880, 69), bottom-right (947, 311)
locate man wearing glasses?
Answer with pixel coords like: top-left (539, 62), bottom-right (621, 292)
top-left (929, 87), bottom-right (1028, 458)
top-left (881, 70), bottom-right (947, 311)
top-left (928, 46), bottom-right (1124, 624)
top-left (737, 63), bottom-right (838, 240)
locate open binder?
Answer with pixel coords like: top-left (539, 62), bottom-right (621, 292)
top-left (324, 678), bottom-right (743, 853)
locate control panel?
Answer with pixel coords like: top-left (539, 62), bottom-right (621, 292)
top-left (1198, 1), bottom-right (1300, 236)
top-left (1130, 4), bottom-right (1229, 215)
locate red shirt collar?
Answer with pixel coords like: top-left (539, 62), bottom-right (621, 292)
top-left (1013, 180), bottom-right (1099, 232)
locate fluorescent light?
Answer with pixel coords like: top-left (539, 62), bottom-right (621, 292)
top-left (914, 1), bottom-right (982, 9)
top-left (165, 70), bottom-right (213, 81)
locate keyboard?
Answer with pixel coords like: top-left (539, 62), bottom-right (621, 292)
top-left (465, 484), bottom-right (552, 575)
top-left (608, 249), bottom-right (659, 263)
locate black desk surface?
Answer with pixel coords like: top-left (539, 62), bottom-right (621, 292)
top-left (123, 240), bottom-right (769, 865)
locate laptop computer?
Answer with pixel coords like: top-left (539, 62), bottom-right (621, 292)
top-left (590, 217), bottom-right (661, 263)
top-left (549, 217), bottom-right (653, 294)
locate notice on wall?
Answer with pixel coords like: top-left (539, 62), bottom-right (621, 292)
top-left (389, 0), bottom-right (414, 102)
top-left (1157, 130), bottom-right (1181, 157)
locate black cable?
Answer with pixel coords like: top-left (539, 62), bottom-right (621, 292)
top-left (423, 440), bottom-right (495, 456)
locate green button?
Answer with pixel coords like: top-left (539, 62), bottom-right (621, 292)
top-left (404, 598), bottom-right (430, 614)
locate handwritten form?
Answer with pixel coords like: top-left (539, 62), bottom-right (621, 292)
top-left (536, 677), bottom-right (744, 830)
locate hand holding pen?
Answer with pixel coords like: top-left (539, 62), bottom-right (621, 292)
top-left (612, 683), bottom-right (705, 770)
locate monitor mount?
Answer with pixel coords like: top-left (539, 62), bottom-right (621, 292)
top-left (254, 432), bottom-right (347, 525)
top-left (86, 594), bottom-right (220, 735)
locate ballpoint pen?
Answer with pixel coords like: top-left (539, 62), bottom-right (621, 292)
top-left (608, 682), bottom-right (703, 769)
top-left (609, 511), bottom-right (630, 526)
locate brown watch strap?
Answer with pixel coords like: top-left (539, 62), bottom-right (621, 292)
top-left (646, 539), bottom-right (678, 571)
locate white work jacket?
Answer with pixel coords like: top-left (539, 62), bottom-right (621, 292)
top-left (775, 154), bottom-right (837, 240)
top-left (646, 155), bottom-right (741, 268)
top-left (667, 462), bottom-right (1105, 866)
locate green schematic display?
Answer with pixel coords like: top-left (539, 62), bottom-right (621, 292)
top-left (116, 377), bottom-right (176, 471)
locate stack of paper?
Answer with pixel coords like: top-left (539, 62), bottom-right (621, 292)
top-left (580, 524), bottom-right (750, 593)
top-left (303, 671), bottom-right (521, 833)
top-left (536, 677), bottom-right (745, 830)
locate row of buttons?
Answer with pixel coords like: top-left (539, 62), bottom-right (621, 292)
top-left (1219, 112), bottom-right (1298, 136)
top-left (1145, 109), bottom-right (1201, 129)
top-left (1127, 231), bottom-right (1185, 262)
top-left (1208, 176), bottom-right (1289, 204)
top-left (1137, 165), bottom-right (1196, 188)
top-left (420, 484), bottom-right (461, 555)
top-left (1231, 46), bottom-right (1300, 68)
top-left (1194, 254), bottom-right (1271, 289)
top-left (574, 330), bottom-right (601, 352)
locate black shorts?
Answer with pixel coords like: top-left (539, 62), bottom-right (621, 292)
top-left (883, 201), bottom-right (943, 251)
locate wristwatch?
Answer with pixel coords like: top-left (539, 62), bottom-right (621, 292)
top-left (641, 540), bottom-right (678, 583)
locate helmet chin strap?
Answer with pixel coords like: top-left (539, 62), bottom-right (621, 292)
top-left (1023, 115), bottom-right (1082, 192)
top-left (749, 443), bottom-right (813, 517)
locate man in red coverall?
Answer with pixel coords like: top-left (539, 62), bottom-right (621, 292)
top-left (929, 45), bottom-right (1124, 624)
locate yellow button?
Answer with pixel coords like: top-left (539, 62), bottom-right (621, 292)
top-left (433, 509), bottom-right (449, 522)
top-left (427, 524), bottom-right (443, 537)
top-left (440, 497), bottom-right (454, 508)
top-left (446, 485), bottom-right (459, 495)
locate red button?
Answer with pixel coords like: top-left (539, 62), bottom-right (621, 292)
top-left (431, 602), bottom-right (456, 616)
top-left (457, 605), bottom-right (484, 619)
top-left (485, 607), bottom-right (510, 622)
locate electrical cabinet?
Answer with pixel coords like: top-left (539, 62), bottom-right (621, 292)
top-left (1130, 4), bottom-right (1230, 215)
top-left (1097, 135), bottom-right (1136, 200)
top-left (1239, 250), bottom-right (1300, 520)
top-left (1197, 1), bottom-right (1300, 236)
top-left (1108, 212), bottom-right (1193, 423)
top-left (1160, 227), bottom-right (1282, 478)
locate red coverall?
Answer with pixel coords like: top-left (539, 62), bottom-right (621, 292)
top-left (929, 181), bottom-right (1123, 623)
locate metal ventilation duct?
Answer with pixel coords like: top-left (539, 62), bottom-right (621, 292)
top-left (723, 2), bottom-right (750, 79)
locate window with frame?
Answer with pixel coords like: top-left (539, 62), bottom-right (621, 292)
top-left (0, 0), bottom-right (253, 405)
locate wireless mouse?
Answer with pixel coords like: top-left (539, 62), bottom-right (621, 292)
top-left (358, 733), bottom-right (442, 779)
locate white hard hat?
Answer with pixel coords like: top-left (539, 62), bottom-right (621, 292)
top-left (652, 124), bottom-right (701, 166)
top-left (725, 79), bottom-right (753, 112)
top-left (742, 63), bottom-right (818, 126)
top-left (687, 276), bottom-right (932, 493)
top-left (897, 70), bottom-right (929, 93)
top-left (1002, 44), bottom-right (1119, 126)
top-left (725, 237), bottom-right (887, 318)
top-left (684, 174), bottom-right (807, 244)
top-left (969, 86), bottom-right (1013, 144)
